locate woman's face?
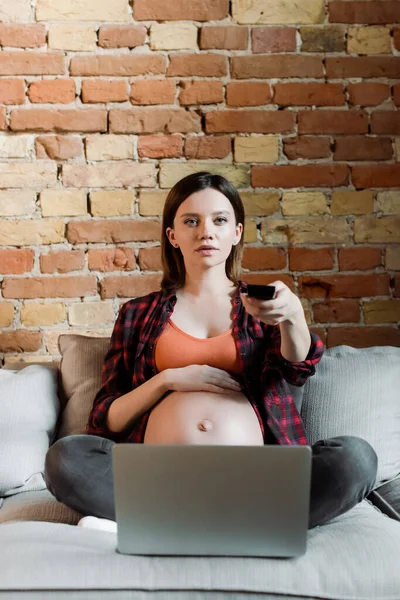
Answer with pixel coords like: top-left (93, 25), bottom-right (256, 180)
top-left (166, 188), bottom-right (243, 270)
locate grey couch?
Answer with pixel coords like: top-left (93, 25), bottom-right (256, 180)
top-left (0, 336), bottom-right (399, 600)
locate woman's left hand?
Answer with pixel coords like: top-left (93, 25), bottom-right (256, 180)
top-left (240, 280), bottom-right (304, 326)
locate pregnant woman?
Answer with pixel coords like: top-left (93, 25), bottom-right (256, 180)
top-left (45, 171), bottom-right (378, 532)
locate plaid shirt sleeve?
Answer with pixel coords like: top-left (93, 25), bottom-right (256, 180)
top-left (86, 301), bottom-right (133, 440)
top-left (262, 324), bottom-right (324, 386)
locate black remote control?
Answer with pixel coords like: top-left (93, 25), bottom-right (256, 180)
top-left (246, 284), bottom-right (276, 300)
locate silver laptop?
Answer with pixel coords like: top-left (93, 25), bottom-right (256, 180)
top-left (112, 444), bottom-right (312, 558)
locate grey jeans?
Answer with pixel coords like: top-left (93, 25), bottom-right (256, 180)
top-left (45, 434), bottom-right (378, 530)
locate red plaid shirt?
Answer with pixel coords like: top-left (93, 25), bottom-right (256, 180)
top-left (86, 280), bottom-right (324, 446)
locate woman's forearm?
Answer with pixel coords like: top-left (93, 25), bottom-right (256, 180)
top-left (279, 311), bottom-right (311, 362)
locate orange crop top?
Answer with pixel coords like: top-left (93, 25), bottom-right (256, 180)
top-left (155, 318), bottom-right (242, 375)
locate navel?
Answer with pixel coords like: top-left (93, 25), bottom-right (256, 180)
top-left (198, 419), bottom-right (213, 432)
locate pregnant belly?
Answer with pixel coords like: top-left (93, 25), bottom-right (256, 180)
top-left (143, 390), bottom-right (264, 446)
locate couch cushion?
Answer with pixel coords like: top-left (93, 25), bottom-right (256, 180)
top-left (0, 500), bottom-right (399, 599)
top-left (57, 335), bottom-right (110, 439)
top-left (0, 366), bottom-right (60, 497)
top-left (0, 489), bottom-right (81, 525)
top-left (301, 345), bottom-right (400, 489)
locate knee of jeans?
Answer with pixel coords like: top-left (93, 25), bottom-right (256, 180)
top-left (44, 436), bottom-right (79, 492)
top-left (341, 435), bottom-right (378, 483)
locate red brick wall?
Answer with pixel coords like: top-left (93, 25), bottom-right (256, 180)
top-left (0, 0), bottom-right (399, 363)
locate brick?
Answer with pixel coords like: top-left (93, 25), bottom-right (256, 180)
top-left (200, 26), bottom-right (248, 50)
top-left (130, 80), bottom-right (176, 105)
top-left (48, 24), bottom-right (97, 51)
top-left (226, 82), bottom-right (272, 107)
top-left (330, 191), bottom-right (374, 216)
top-left (299, 274), bottom-right (390, 299)
top-left (0, 134), bottom-right (33, 158)
top-left (394, 83), bottom-right (400, 106)
top-left (334, 136), bottom-right (393, 161)
top-left (184, 135), bottom-right (231, 159)
top-left (386, 247), bottom-right (400, 270)
top-left (377, 191), bottom-right (400, 215)
top-left (274, 83), bottom-right (345, 106)
top-left (281, 192), bottom-right (327, 216)
top-left (109, 108), bottom-right (201, 134)
top-left (242, 247), bottom-right (286, 271)
top-left (85, 135), bottom-right (133, 161)
top-left (40, 190), bottom-right (87, 217)
top-left (89, 190), bottom-right (134, 216)
top-left (150, 23), bottom-right (197, 51)
top-left (36, 0), bottom-right (129, 21)
top-left (0, 107), bottom-right (6, 130)
top-left (35, 135), bottom-right (83, 160)
top-left (67, 220), bottom-right (161, 244)
top-left (40, 251), bottom-right (85, 274)
top-left (0, 78), bottom-right (25, 104)
top-left (10, 109), bottom-right (107, 133)
top-left (0, 331), bottom-right (42, 353)
top-left (138, 192), bottom-right (168, 216)
top-left (371, 112), bottom-right (400, 134)
top-left (70, 55), bottom-right (166, 77)
top-left (98, 25), bottom-right (146, 49)
top-left (45, 329), bottom-right (112, 355)
top-left (329, 1), bottom-right (400, 25)
top-left (347, 26), bottom-right (391, 54)
top-left (252, 27), bottom-right (296, 53)
top-left (298, 110), bottom-right (368, 134)
top-left (179, 81), bottom-right (223, 105)
top-left (395, 275), bottom-right (400, 298)
top-left (252, 165), bottom-right (349, 188)
top-left (233, 0), bottom-right (325, 24)
top-left (0, 191), bottom-right (35, 216)
top-left (354, 217), bottom-right (400, 243)
top-left (234, 136), bottom-right (279, 163)
top-left (133, 0), bottom-right (228, 21)
top-left (231, 55), bottom-right (323, 79)
top-left (313, 300), bottom-right (360, 323)
top-left (100, 274), bottom-right (163, 299)
top-left (68, 302), bottom-right (115, 326)
top-left (348, 83), bottom-right (390, 106)
top-left (81, 80), bottom-right (128, 103)
top-left (326, 57), bottom-right (400, 79)
top-left (0, 0), bottom-right (31, 21)
top-left (338, 247), bottom-right (381, 271)
top-left (396, 138), bottom-right (400, 160)
top-left (244, 220), bottom-right (258, 243)
top-left (289, 248), bottom-right (334, 271)
top-left (88, 248), bottom-right (136, 272)
top-left (240, 192), bottom-right (280, 216)
top-left (241, 274), bottom-right (295, 291)
top-left (352, 166), bottom-right (400, 189)
top-left (0, 249), bottom-right (34, 274)
top-left (363, 300), bottom-right (400, 324)
top-left (137, 247), bottom-right (162, 271)
top-left (62, 163), bottom-right (155, 188)
top-left (206, 110), bottom-right (295, 134)
top-left (0, 303), bottom-right (14, 327)
top-left (28, 80), bottom-right (75, 104)
top-left (159, 163), bottom-right (250, 189)
top-left (0, 162), bottom-right (56, 188)
top-left (138, 135), bottom-right (183, 159)
top-left (21, 303), bottom-right (66, 326)
top-left (0, 219), bottom-right (64, 246)
top-left (300, 26), bottom-right (345, 52)
top-left (261, 217), bottom-right (350, 244)
top-left (394, 29), bottom-right (400, 51)
top-left (283, 136), bottom-right (331, 160)
top-left (0, 51), bottom-right (64, 75)
top-left (2, 276), bottom-right (97, 299)
top-left (327, 327), bottom-right (400, 348)
top-left (0, 24), bottom-right (45, 48)
top-left (167, 54), bottom-right (227, 77)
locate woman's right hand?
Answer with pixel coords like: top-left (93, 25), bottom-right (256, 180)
top-left (165, 365), bottom-right (243, 394)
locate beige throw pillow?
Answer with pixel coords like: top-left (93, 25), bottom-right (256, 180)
top-left (56, 335), bottom-right (111, 440)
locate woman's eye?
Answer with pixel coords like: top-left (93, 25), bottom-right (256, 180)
top-left (184, 218), bottom-right (227, 225)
